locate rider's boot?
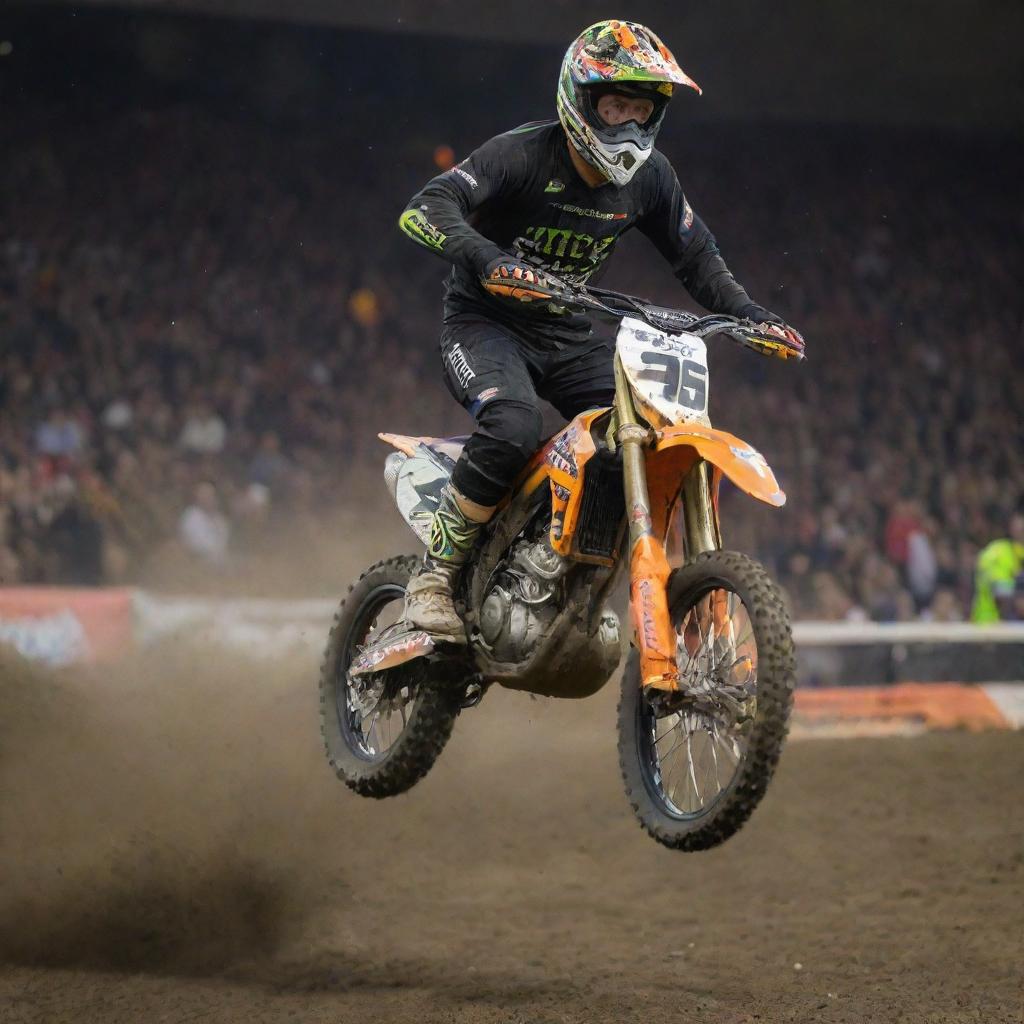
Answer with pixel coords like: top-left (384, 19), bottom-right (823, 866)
top-left (404, 484), bottom-right (495, 642)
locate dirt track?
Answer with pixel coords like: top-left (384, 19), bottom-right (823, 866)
top-left (1, 644), bottom-right (1021, 1024)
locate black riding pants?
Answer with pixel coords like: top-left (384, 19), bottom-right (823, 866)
top-left (440, 316), bottom-right (615, 507)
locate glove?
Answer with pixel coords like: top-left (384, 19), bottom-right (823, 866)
top-left (736, 302), bottom-right (784, 325)
top-left (480, 256), bottom-right (567, 305)
top-left (736, 302), bottom-right (805, 360)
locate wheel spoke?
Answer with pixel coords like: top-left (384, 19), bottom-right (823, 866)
top-left (692, 727), bottom-right (712, 801)
top-left (655, 714), bottom-right (682, 746)
top-left (712, 724), bottom-right (738, 765)
top-left (363, 710), bottom-right (379, 753)
top-left (658, 731), bottom-right (688, 765)
top-left (666, 754), bottom-right (686, 809)
top-left (709, 724), bottom-right (722, 791)
top-left (686, 736), bottom-right (700, 806)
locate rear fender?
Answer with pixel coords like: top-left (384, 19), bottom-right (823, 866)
top-left (379, 432), bottom-right (467, 465)
top-left (378, 433), bottom-right (468, 545)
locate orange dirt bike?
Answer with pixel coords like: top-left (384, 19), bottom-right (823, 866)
top-left (320, 284), bottom-right (801, 850)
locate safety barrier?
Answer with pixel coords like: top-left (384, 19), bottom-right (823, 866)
top-left (0, 587), bottom-right (134, 667)
top-left (128, 596), bottom-right (1024, 684)
top-left (0, 589), bottom-right (1021, 732)
top-left (791, 682), bottom-right (1021, 735)
top-left (793, 620), bottom-right (1024, 686)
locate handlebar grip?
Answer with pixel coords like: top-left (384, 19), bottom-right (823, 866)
top-left (481, 277), bottom-right (562, 304)
top-left (735, 321), bottom-right (806, 360)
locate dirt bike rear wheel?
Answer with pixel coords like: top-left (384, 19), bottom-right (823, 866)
top-left (319, 555), bottom-right (464, 798)
top-left (618, 549), bottom-right (795, 851)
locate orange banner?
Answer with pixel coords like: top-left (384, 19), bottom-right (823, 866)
top-left (794, 683), bottom-right (1010, 732)
top-left (0, 587), bottom-right (133, 666)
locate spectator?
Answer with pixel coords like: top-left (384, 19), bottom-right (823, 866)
top-left (885, 499), bottom-right (923, 571)
top-left (178, 400), bottom-right (227, 455)
top-left (0, 102), bottom-right (1019, 618)
top-left (34, 408), bottom-right (84, 460)
top-left (44, 477), bottom-right (105, 585)
top-left (247, 431), bottom-right (291, 492)
top-left (970, 512), bottom-right (1024, 622)
top-left (906, 520), bottom-right (939, 610)
top-left (811, 571), bottom-right (867, 623)
top-left (924, 588), bottom-right (965, 623)
top-left (179, 482), bottom-right (231, 564)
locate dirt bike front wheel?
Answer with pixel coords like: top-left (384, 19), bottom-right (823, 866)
top-left (319, 555), bottom-right (464, 798)
top-left (618, 549), bottom-right (795, 851)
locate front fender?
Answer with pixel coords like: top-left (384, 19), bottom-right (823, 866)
top-left (652, 424), bottom-right (786, 507)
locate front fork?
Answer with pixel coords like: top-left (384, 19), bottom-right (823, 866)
top-left (612, 357), bottom-right (721, 692)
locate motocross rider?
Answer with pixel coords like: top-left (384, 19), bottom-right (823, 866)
top-left (398, 19), bottom-right (804, 639)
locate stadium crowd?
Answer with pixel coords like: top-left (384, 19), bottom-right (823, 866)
top-left (2, 103), bottom-right (1021, 620)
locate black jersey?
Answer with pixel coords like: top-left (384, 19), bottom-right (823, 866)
top-left (400, 120), bottom-right (753, 346)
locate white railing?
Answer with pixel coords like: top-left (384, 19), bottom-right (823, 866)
top-left (131, 592), bottom-right (1024, 657)
top-left (2, 588), bottom-right (1022, 673)
top-left (794, 621), bottom-right (1024, 645)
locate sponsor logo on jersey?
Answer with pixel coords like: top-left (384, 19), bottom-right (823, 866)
top-left (682, 198), bottom-right (694, 232)
top-left (551, 202), bottom-right (628, 221)
top-left (544, 178), bottom-right (565, 193)
top-left (399, 207), bottom-right (446, 252)
top-left (451, 163), bottom-right (478, 189)
top-left (469, 386), bottom-right (500, 416)
top-left (446, 343), bottom-right (476, 389)
top-left (513, 225), bottom-right (617, 283)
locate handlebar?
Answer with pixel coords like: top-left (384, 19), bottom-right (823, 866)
top-left (479, 268), bottom-right (805, 360)
top-left (540, 282), bottom-right (805, 361)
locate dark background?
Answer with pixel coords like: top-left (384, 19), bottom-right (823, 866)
top-left (1, 2), bottom-right (1021, 626)
top-left (12, 0), bottom-right (1024, 129)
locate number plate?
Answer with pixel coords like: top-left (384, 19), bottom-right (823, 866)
top-left (617, 316), bottom-right (710, 426)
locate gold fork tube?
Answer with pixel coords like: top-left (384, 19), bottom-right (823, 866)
top-left (614, 355), bottom-right (679, 690)
top-left (612, 356), bottom-right (651, 541)
top-left (681, 460), bottom-right (722, 557)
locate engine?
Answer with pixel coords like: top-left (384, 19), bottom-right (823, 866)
top-left (478, 535), bottom-right (570, 663)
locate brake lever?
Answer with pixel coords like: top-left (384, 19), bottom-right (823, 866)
top-left (543, 285), bottom-right (618, 319)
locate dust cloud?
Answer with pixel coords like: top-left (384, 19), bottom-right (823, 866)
top-left (0, 513), bottom-right (417, 979)
top-left (0, 644), bottom-right (326, 974)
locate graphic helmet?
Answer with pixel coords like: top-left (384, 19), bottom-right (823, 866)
top-left (556, 20), bottom-right (701, 186)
